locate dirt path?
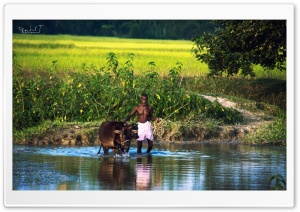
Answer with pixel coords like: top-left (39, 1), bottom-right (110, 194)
top-left (200, 94), bottom-right (269, 131)
top-left (151, 94), bottom-right (272, 143)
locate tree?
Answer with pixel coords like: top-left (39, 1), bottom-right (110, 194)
top-left (130, 23), bottom-right (141, 38)
top-left (13, 20), bottom-right (216, 40)
top-left (192, 20), bottom-right (286, 77)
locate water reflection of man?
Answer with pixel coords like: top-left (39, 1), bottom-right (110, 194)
top-left (135, 155), bottom-right (153, 190)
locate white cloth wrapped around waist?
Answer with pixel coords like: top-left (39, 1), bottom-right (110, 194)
top-left (137, 121), bottom-right (154, 141)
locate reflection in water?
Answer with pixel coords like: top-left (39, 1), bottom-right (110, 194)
top-left (97, 155), bottom-right (153, 190)
top-left (98, 157), bottom-right (135, 190)
top-left (135, 155), bottom-right (152, 190)
top-left (13, 143), bottom-right (286, 190)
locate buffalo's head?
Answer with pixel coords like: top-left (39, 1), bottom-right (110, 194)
top-left (122, 123), bottom-right (138, 152)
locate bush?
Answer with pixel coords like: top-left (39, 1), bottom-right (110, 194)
top-left (13, 52), bottom-right (243, 130)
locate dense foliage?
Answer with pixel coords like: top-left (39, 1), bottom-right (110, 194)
top-left (192, 20), bottom-right (286, 77)
top-left (13, 20), bottom-right (215, 40)
top-left (13, 52), bottom-right (243, 130)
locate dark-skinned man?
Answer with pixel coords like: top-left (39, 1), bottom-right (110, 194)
top-left (124, 93), bottom-right (160, 154)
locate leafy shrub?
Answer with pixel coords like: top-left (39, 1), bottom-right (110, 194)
top-left (13, 52), bottom-right (243, 130)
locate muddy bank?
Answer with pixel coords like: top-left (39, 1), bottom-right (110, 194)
top-left (13, 95), bottom-right (276, 146)
top-left (14, 120), bottom-right (265, 146)
top-left (14, 125), bottom-right (246, 146)
top-left (14, 126), bottom-right (100, 146)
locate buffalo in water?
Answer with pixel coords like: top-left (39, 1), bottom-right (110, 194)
top-left (97, 121), bottom-right (138, 155)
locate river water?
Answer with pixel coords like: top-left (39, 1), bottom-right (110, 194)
top-left (13, 142), bottom-right (286, 190)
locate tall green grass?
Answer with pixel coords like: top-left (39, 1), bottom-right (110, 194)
top-left (13, 34), bottom-right (208, 76)
top-left (13, 34), bottom-right (286, 79)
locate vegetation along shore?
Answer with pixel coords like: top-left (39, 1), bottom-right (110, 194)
top-left (13, 20), bottom-right (286, 146)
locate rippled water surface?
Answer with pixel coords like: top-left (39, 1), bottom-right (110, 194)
top-left (13, 142), bottom-right (286, 190)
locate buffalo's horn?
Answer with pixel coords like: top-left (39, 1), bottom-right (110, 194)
top-left (132, 130), bottom-right (138, 133)
top-left (114, 130), bottom-right (122, 134)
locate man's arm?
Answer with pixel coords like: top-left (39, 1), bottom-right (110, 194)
top-left (124, 106), bottom-right (137, 123)
top-left (149, 107), bottom-right (157, 122)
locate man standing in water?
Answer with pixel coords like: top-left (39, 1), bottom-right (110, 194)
top-left (124, 93), bottom-right (158, 154)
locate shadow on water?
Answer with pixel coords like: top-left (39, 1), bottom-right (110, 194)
top-left (13, 143), bottom-right (286, 190)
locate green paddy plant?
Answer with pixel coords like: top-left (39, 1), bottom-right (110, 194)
top-left (13, 34), bottom-right (286, 78)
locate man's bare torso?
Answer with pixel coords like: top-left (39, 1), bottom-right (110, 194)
top-left (135, 104), bottom-right (153, 123)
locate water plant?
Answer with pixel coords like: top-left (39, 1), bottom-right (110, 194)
top-left (269, 174), bottom-right (286, 190)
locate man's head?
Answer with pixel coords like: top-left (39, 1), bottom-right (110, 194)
top-left (140, 93), bottom-right (148, 105)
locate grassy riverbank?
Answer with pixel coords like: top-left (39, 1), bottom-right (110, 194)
top-left (13, 78), bottom-right (286, 146)
top-left (12, 35), bottom-right (286, 146)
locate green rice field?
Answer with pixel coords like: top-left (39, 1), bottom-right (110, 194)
top-left (13, 34), bottom-right (285, 79)
top-left (13, 34), bottom-right (207, 76)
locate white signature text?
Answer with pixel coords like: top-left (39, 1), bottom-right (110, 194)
top-left (18, 25), bottom-right (43, 34)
